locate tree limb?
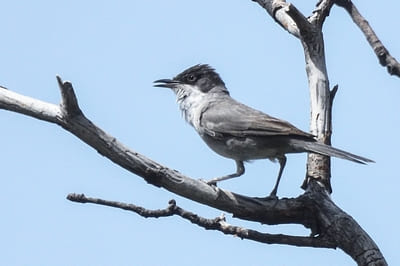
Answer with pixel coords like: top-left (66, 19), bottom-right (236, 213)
top-left (252, 0), bottom-right (337, 36)
top-left (251, 1), bottom-right (388, 264)
top-left (252, 0), bottom-right (336, 194)
top-left (309, 0), bottom-right (336, 27)
top-left (0, 79), bottom-right (386, 264)
top-left (67, 193), bottom-right (336, 248)
top-left (0, 0), bottom-right (392, 264)
top-left (0, 83), bottom-right (312, 228)
top-left (335, 0), bottom-right (400, 77)
top-left (252, 0), bottom-right (300, 38)
top-left (57, 75), bottom-right (83, 117)
top-left (0, 67), bottom-right (387, 265)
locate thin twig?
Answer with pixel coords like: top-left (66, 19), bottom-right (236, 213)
top-left (67, 193), bottom-right (336, 249)
top-left (335, 0), bottom-right (400, 77)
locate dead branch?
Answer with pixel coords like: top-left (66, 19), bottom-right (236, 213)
top-left (0, 0), bottom-right (393, 265)
top-left (0, 82), bottom-right (313, 228)
top-left (0, 78), bottom-right (385, 261)
top-left (309, 0), bottom-right (336, 26)
top-left (252, 1), bottom-right (388, 265)
top-left (67, 193), bottom-right (336, 248)
top-left (335, 0), bottom-right (400, 77)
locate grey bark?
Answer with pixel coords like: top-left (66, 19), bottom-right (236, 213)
top-left (0, 1), bottom-right (396, 265)
top-left (252, 1), bottom-right (391, 265)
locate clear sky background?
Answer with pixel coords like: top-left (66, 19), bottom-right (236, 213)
top-left (1, 1), bottom-right (399, 265)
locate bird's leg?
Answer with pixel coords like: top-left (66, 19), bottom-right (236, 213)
top-left (269, 156), bottom-right (287, 197)
top-left (206, 160), bottom-right (245, 185)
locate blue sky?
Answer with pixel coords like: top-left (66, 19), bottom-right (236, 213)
top-left (1, 1), bottom-right (399, 265)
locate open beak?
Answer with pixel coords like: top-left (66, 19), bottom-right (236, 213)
top-left (153, 79), bottom-right (180, 88)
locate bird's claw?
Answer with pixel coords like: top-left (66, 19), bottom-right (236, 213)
top-left (263, 194), bottom-right (279, 200)
top-left (199, 179), bottom-right (218, 187)
top-left (207, 180), bottom-right (218, 186)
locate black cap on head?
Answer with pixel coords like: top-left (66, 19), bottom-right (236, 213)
top-left (174, 64), bottom-right (226, 93)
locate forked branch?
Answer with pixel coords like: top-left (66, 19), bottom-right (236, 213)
top-left (0, 0), bottom-right (392, 264)
top-left (0, 77), bottom-right (382, 257)
top-left (67, 193), bottom-right (335, 248)
top-left (0, 80), bottom-right (317, 230)
top-left (253, 0), bottom-right (400, 78)
top-left (252, 1), bottom-right (388, 264)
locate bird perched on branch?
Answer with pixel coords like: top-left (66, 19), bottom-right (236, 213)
top-left (154, 64), bottom-right (373, 197)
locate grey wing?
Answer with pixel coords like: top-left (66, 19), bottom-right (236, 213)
top-left (201, 97), bottom-right (314, 139)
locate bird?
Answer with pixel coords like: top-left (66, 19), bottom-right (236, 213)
top-left (154, 64), bottom-right (374, 197)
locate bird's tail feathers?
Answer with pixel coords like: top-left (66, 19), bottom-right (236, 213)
top-left (293, 140), bottom-right (374, 164)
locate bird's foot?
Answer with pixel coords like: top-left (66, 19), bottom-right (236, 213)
top-left (199, 179), bottom-right (220, 193)
top-left (199, 178), bottom-right (218, 187)
top-left (262, 193), bottom-right (279, 200)
top-left (206, 180), bottom-right (218, 186)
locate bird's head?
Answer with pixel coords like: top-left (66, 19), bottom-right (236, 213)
top-left (154, 64), bottom-right (229, 96)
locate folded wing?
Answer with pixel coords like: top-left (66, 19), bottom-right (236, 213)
top-left (201, 97), bottom-right (314, 139)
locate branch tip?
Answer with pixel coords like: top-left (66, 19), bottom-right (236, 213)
top-left (336, 0), bottom-right (400, 78)
top-left (56, 75), bottom-right (63, 88)
top-left (67, 193), bottom-right (88, 203)
top-left (330, 84), bottom-right (339, 103)
top-left (56, 75), bottom-right (83, 117)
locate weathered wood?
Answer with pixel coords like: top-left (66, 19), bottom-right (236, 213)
top-left (336, 0), bottom-right (400, 77)
top-left (252, 1), bottom-right (387, 265)
top-left (0, 1), bottom-right (392, 265)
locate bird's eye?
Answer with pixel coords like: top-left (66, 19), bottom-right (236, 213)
top-left (187, 74), bottom-right (196, 82)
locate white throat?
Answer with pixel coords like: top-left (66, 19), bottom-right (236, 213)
top-left (174, 85), bottom-right (208, 133)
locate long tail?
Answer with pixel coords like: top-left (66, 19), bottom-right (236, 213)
top-left (293, 140), bottom-right (374, 164)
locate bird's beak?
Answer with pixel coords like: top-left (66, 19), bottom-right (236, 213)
top-left (153, 79), bottom-right (180, 88)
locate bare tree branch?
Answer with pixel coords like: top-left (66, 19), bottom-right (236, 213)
top-left (252, 0), bottom-right (337, 194)
top-left (335, 0), bottom-right (400, 77)
top-left (67, 193), bottom-right (336, 248)
top-left (0, 79), bottom-right (387, 265)
top-left (0, 85), bottom-right (60, 123)
top-left (251, 1), bottom-right (388, 264)
top-left (282, 4), bottom-right (334, 193)
top-left (309, 0), bottom-right (336, 26)
top-left (67, 193), bottom-right (177, 218)
top-left (57, 75), bottom-right (83, 117)
top-left (0, 83), bottom-right (312, 228)
top-left (0, 1), bottom-right (392, 264)
top-left (252, 0), bottom-right (337, 35)
top-left (284, 3), bottom-right (312, 34)
top-left (252, 0), bottom-right (300, 38)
